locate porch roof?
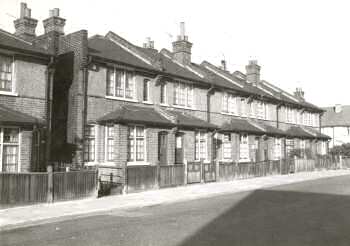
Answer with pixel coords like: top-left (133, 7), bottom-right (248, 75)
top-left (251, 120), bottom-right (287, 137)
top-left (302, 126), bottom-right (331, 140)
top-left (166, 110), bottom-right (218, 130)
top-left (220, 118), bottom-right (265, 135)
top-left (285, 126), bottom-right (315, 139)
top-left (97, 105), bottom-right (173, 127)
top-left (0, 104), bottom-right (44, 126)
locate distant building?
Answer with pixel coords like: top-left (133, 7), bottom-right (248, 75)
top-left (322, 105), bottom-right (350, 148)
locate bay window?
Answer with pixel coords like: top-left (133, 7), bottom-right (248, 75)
top-left (195, 131), bottom-right (207, 160)
top-left (0, 55), bottom-right (13, 93)
top-left (106, 68), bottom-right (135, 99)
top-left (160, 83), bottom-right (166, 104)
top-left (105, 125), bottom-right (114, 162)
top-left (0, 128), bottom-right (20, 172)
top-left (127, 126), bottom-right (145, 162)
top-left (239, 134), bottom-right (249, 161)
top-left (174, 82), bottom-right (193, 108)
top-left (274, 138), bottom-right (282, 160)
top-left (222, 134), bottom-right (232, 160)
top-left (84, 125), bottom-right (96, 162)
top-left (143, 79), bottom-right (150, 102)
top-left (222, 93), bottom-right (238, 115)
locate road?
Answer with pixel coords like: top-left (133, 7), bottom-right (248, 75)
top-left (2, 175), bottom-right (350, 246)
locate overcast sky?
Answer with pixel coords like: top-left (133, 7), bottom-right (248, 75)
top-left (1, 0), bottom-right (349, 107)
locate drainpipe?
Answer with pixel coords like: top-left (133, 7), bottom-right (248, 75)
top-left (206, 85), bottom-right (215, 123)
top-left (45, 56), bottom-right (55, 168)
top-left (81, 56), bottom-right (92, 167)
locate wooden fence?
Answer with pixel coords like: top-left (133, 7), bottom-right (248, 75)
top-left (126, 165), bottom-right (157, 193)
top-left (187, 162), bottom-right (201, 184)
top-left (0, 169), bottom-right (98, 208)
top-left (158, 165), bottom-right (185, 188)
top-left (341, 157), bottom-right (350, 169)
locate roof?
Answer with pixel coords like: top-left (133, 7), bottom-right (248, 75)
top-left (0, 105), bottom-right (44, 126)
top-left (167, 110), bottom-right (217, 130)
top-left (220, 118), bottom-right (265, 135)
top-left (96, 104), bottom-right (173, 127)
top-left (285, 126), bottom-right (315, 139)
top-left (321, 105), bottom-right (350, 127)
top-left (251, 120), bottom-right (287, 137)
top-left (0, 29), bottom-right (51, 56)
top-left (88, 35), bottom-right (155, 71)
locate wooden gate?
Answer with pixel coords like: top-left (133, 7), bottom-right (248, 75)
top-left (187, 162), bottom-right (201, 184)
top-left (203, 162), bottom-right (216, 182)
top-left (158, 164), bottom-right (185, 188)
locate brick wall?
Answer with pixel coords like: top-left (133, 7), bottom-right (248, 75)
top-left (20, 129), bottom-right (32, 172)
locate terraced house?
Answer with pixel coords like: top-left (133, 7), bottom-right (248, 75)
top-left (0, 3), bottom-right (330, 184)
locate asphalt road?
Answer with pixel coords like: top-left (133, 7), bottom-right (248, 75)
top-left (2, 175), bottom-right (350, 246)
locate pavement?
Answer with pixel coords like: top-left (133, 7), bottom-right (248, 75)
top-left (1, 169), bottom-right (350, 232)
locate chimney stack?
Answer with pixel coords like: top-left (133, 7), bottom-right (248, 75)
top-left (335, 104), bottom-right (342, 113)
top-left (43, 8), bottom-right (66, 35)
top-left (245, 60), bottom-right (261, 85)
top-left (13, 3), bottom-right (38, 41)
top-left (143, 37), bottom-right (155, 49)
top-left (294, 87), bottom-right (305, 101)
top-left (220, 60), bottom-right (227, 71)
top-left (172, 22), bottom-right (192, 65)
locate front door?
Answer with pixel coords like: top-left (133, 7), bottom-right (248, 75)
top-left (175, 133), bottom-right (184, 164)
top-left (158, 132), bottom-right (168, 165)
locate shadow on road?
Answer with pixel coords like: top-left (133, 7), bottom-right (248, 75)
top-left (178, 189), bottom-right (350, 246)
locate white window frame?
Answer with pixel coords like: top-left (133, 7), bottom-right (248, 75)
top-left (249, 101), bottom-right (255, 118)
top-left (274, 138), bottom-right (282, 160)
top-left (222, 133), bottom-right (232, 160)
top-left (222, 92), bottom-right (238, 115)
top-left (106, 68), bottom-right (136, 101)
top-left (173, 81), bottom-right (194, 109)
top-left (257, 101), bottom-right (266, 120)
top-left (195, 131), bottom-right (208, 161)
top-left (160, 83), bottom-right (167, 105)
top-left (239, 134), bottom-right (250, 162)
top-left (127, 125), bottom-right (147, 165)
top-left (104, 125), bottom-right (114, 163)
top-left (84, 125), bottom-right (97, 165)
top-left (321, 141), bottom-right (327, 155)
top-left (0, 55), bottom-right (17, 96)
top-left (0, 126), bottom-right (21, 172)
top-left (240, 97), bottom-right (247, 117)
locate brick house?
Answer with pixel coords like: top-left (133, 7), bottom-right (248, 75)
top-left (0, 3), bottom-right (330, 178)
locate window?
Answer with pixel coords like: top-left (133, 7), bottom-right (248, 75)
top-left (286, 139), bottom-right (294, 157)
top-left (106, 68), bottom-right (134, 99)
top-left (240, 98), bottom-right (247, 117)
top-left (0, 55), bottom-right (13, 92)
top-left (0, 128), bottom-right (19, 172)
top-left (239, 134), bottom-right (249, 161)
top-left (160, 83), bottom-right (166, 104)
top-left (249, 101), bottom-right (255, 118)
top-left (174, 82), bottom-right (193, 108)
top-left (222, 134), bottom-right (232, 159)
top-left (257, 101), bottom-right (266, 119)
top-left (105, 126), bottom-right (114, 162)
top-left (128, 126), bottom-right (145, 162)
top-left (274, 138), bottom-right (282, 160)
top-left (222, 93), bottom-right (238, 115)
top-left (195, 131), bottom-right (207, 160)
top-left (84, 125), bottom-right (96, 162)
top-left (143, 79), bottom-right (150, 102)
top-left (321, 141), bottom-right (327, 155)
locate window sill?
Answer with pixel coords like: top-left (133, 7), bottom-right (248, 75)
top-left (173, 105), bottom-right (195, 110)
top-left (160, 103), bottom-right (169, 107)
top-left (127, 161), bottom-right (150, 166)
top-left (238, 158), bottom-right (251, 163)
top-left (143, 101), bottom-right (153, 105)
top-left (221, 112), bottom-right (239, 117)
top-left (0, 91), bottom-right (18, 97)
top-left (84, 162), bottom-right (98, 166)
top-left (105, 95), bottom-right (137, 103)
top-left (99, 162), bottom-right (115, 167)
top-left (194, 159), bottom-right (210, 163)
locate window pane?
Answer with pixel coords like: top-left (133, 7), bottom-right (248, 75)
top-left (115, 70), bottom-right (124, 97)
top-left (125, 72), bottom-right (134, 99)
top-left (2, 145), bottom-right (18, 172)
top-left (106, 68), bottom-right (115, 96)
top-left (160, 84), bottom-right (165, 104)
top-left (143, 79), bottom-right (149, 101)
top-left (0, 56), bottom-right (12, 92)
top-left (136, 126), bottom-right (144, 137)
top-left (3, 128), bottom-right (19, 143)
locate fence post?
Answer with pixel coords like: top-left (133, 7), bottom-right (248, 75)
top-left (47, 165), bottom-right (53, 203)
top-left (94, 168), bottom-right (99, 198)
top-left (215, 160), bottom-right (219, 182)
top-left (200, 160), bottom-right (204, 183)
top-left (156, 164), bottom-right (160, 189)
top-left (340, 155), bottom-right (343, 169)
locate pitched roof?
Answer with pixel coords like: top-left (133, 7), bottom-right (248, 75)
top-left (0, 29), bottom-right (51, 55)
top-left (88, 35), bottom-right (155, 71)
top-left (166, 110), bottom-right (217, 130)
top-left (303, 126), bottom-right (331, 140)
top-left (0, 104), bottom-right (44, 126)
top-left (96, 104), bottom-right (173, 127)
top-left (321, 105), bottom-right (350, 127)
top-left (220, 118), bottom-right (265, 135)
top-left (285, 126), bottom-right (315, 139)
top-left (250, 120), bottom-right (287, 137)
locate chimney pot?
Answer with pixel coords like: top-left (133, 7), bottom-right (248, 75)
top-left (43, 8), bottom-right (66, 34)
top-left (53, 8), bottom-right (60, 17)
top-left (221, 60), bottom-right (227, 71)
top-left (172, 22), bottom-right (192, 65)
top-left (20, 2), bottom-right (26, 18)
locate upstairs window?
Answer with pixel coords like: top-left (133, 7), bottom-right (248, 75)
top-left (174, 82), bottom-right (193, 108)
top-left (143, 79), bottom-right (150, 102)
top-left (195, 131), bottom-right (207, 161)
top-left (240, 98), bottom-right (247, 117)
top-left (249, 101), bottom-right (255, 118)
top-left (1, 128), bottom-right (20, 172)
top-left (257, 101), bottom-right (266, 119)
top-left (160, 83), bottom-right (166, 104)
top-left (106, 68), bottom-right (134, 99)
top-left (0, 55), bottom-right (13, 93)
top-left (222, 93), bottom-right (238, 115)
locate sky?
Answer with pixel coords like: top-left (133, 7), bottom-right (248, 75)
top-left (1, 0), bottom-right (349, 107)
